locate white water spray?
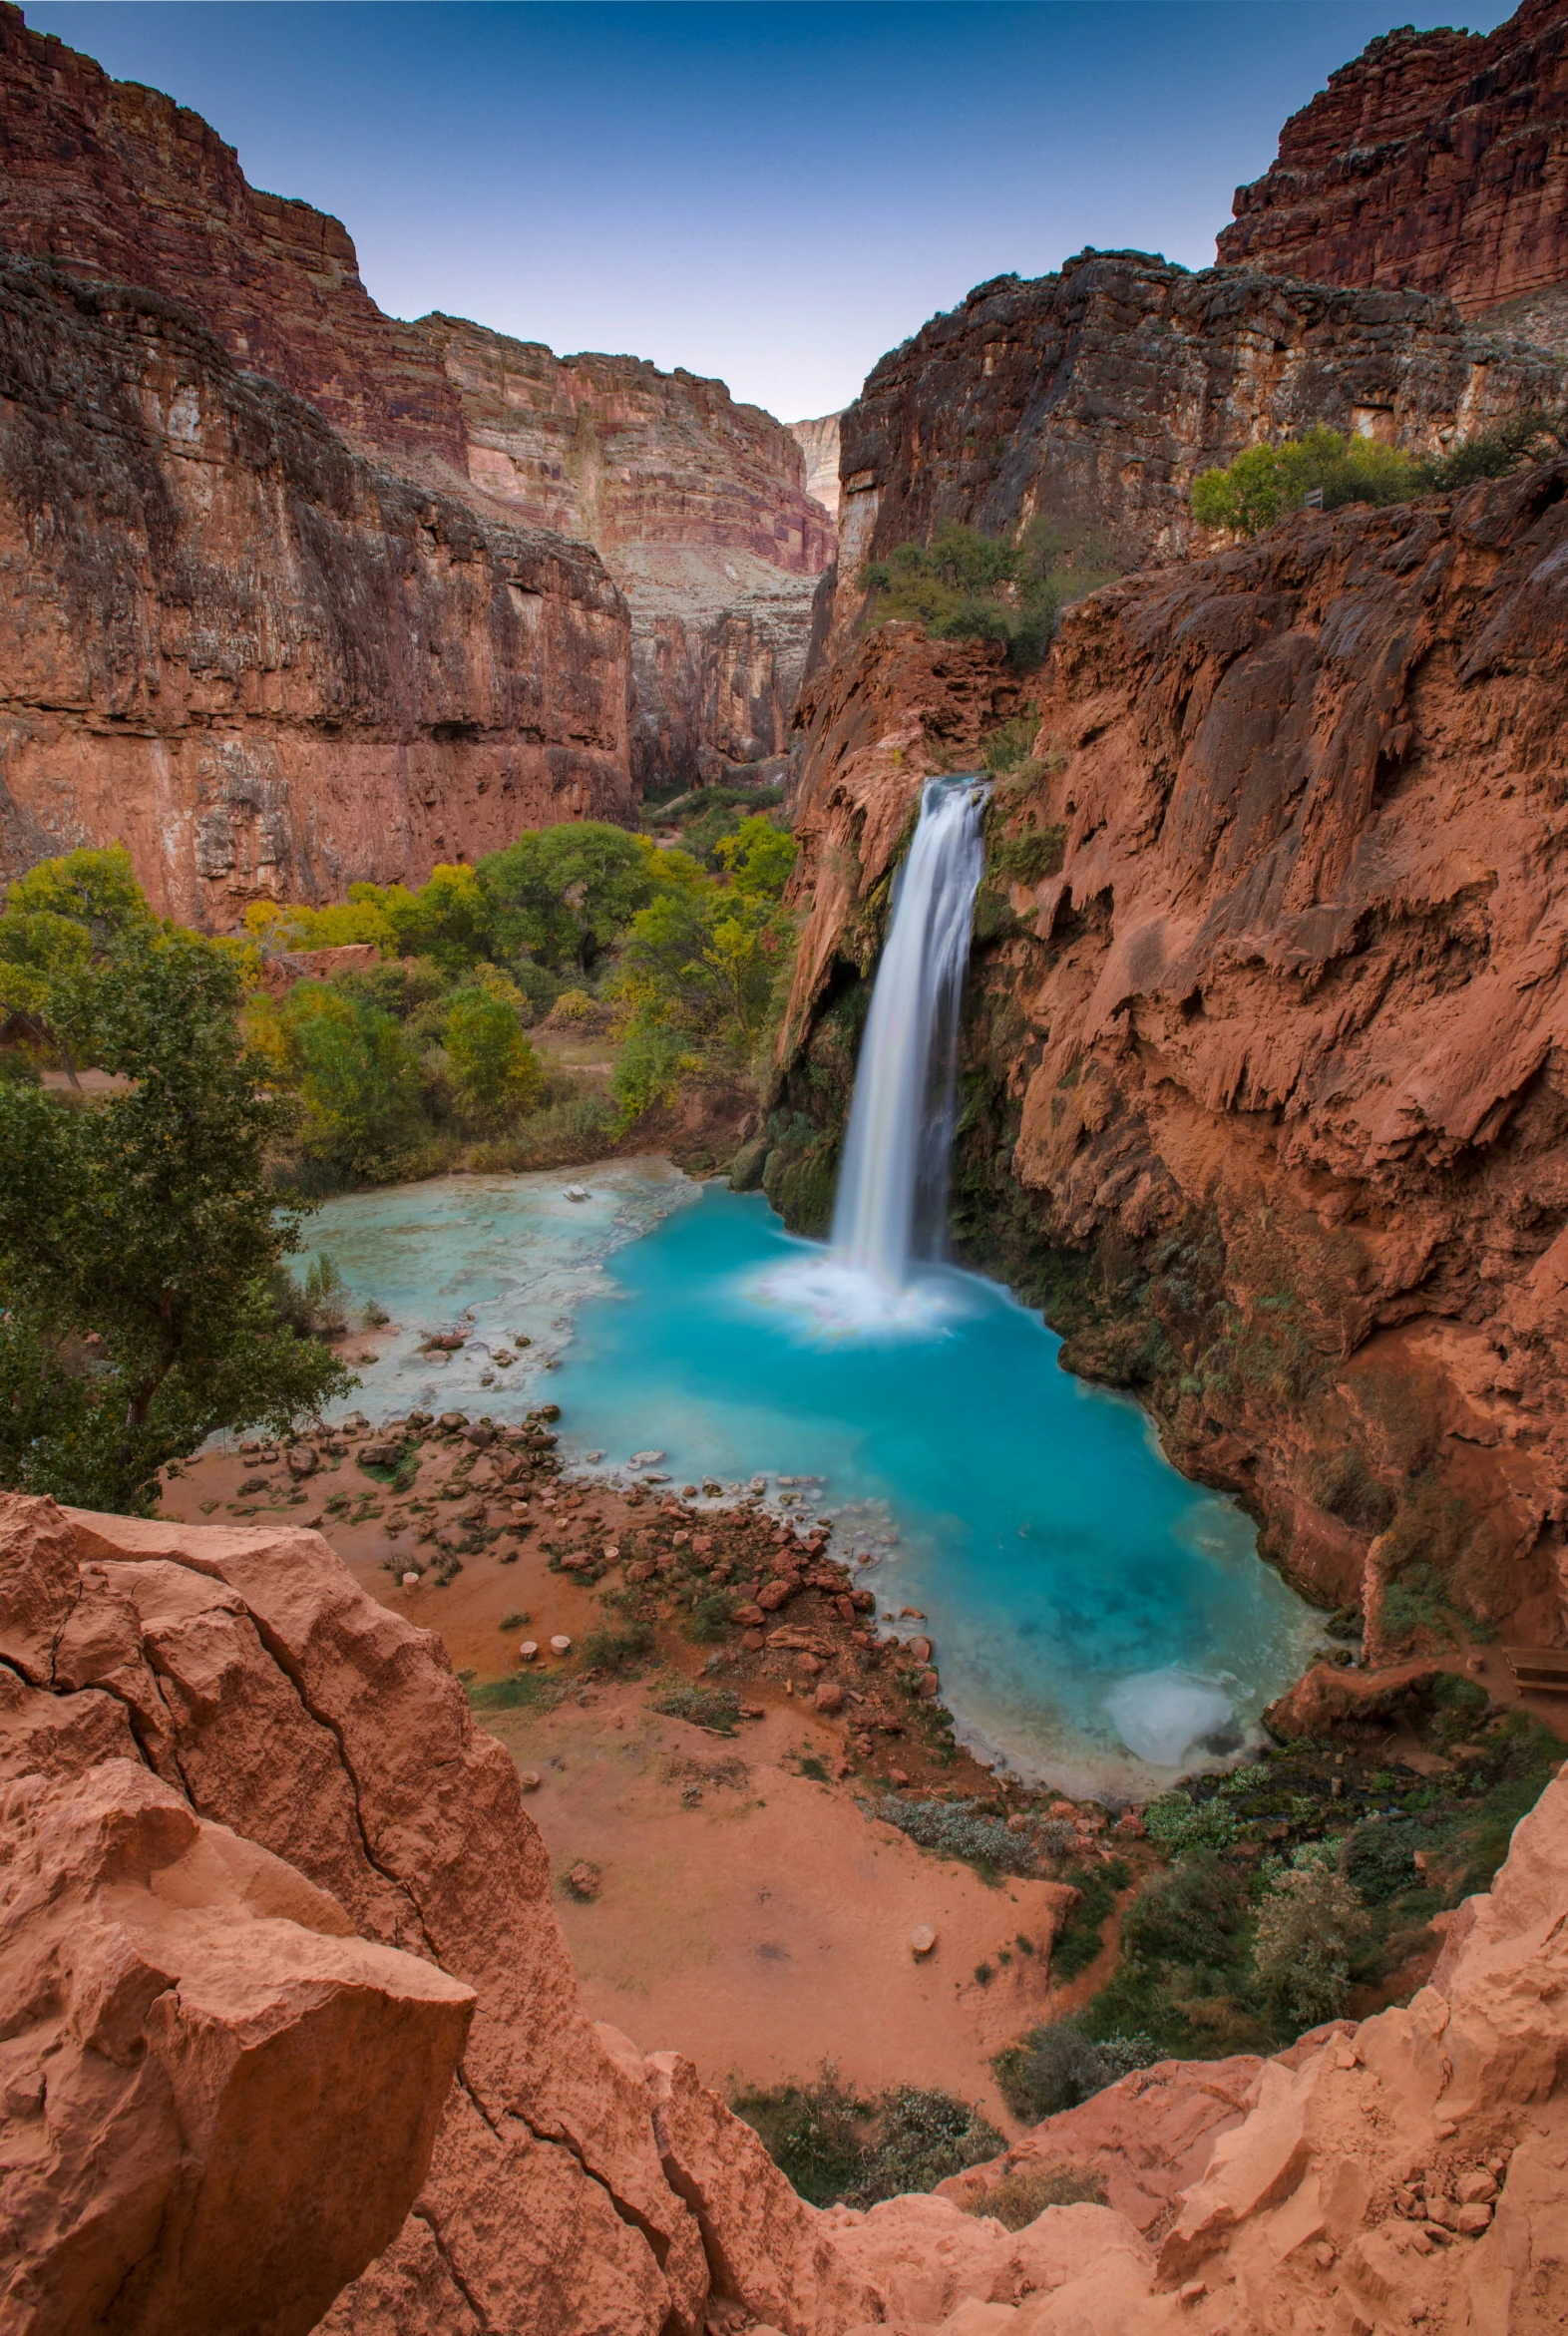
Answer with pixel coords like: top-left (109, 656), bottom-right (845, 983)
top-left (831, 778), bottom-right (989, 1288)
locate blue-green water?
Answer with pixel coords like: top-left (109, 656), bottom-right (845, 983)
top-left (303, 1164), bottom-right (1319, 1795)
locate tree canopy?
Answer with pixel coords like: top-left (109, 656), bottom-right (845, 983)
top-left (0, 851), bottom-right (351, 1512)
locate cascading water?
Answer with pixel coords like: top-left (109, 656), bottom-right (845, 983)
top-left (830, 777), bottom-right (989, 1289)
top-left (753, 775), bottom-right (990, 1335)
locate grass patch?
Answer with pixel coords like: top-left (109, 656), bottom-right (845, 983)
top-left (652, 1684), bottom-right (742, 1736)
top-left (1048, 1857), bottom-right (1130, 1979)
top-left (863, 1794), bottom-right (1037, 1879)
top-left (466, 1672), bottom-right (563, 1713)
top-left (581, 1621), bottom-right (654, 1675)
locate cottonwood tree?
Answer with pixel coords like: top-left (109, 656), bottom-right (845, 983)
top-left (0, 851), bottom-right (352, 1512)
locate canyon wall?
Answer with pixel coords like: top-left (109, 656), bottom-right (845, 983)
top-left (0, 1), bottom-right (466, 481)
top-left (0, 0), bottom-right (830, 865)
top-left (1218, 0), bottom-right (1568, 349)
top-left (0, 261), bottom-right (631, 924)
top-left (6, 1487), bottom-right (1567, 2334)
top-left (418, 314), bottom-right (833, 791)
top-left (819, 248), bottom-right (1562, 664)
top-left (777, 462), bottom-right (1568, 1651)
top-left (790, 411), bottom-right (844, 519)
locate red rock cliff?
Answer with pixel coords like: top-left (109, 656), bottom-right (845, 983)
top-left (419, 315), bottom-right (835, 789)
top-left (0, 0), bottom-right (467, 482)
top-left (1219, 0), bottom-right (1568, 349)
top-left (823, 248), bottom-right (1559, 655)
top-left (781, 462), bottom-right (1568, 1649)
top-left (0, 262), bottom-right (632, 924)
top-left (5, 1488), bottom-right (1567, 2333)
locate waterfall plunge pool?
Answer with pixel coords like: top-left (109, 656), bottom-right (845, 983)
top-left (304, 1161), bottom-right (1321, 1797)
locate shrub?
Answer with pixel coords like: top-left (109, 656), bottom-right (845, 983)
top-left (1048, 1858), bottom-right (1130, 1980)
top-left (1341, 1819), bottom-right (1419, 1904)
top-left (1141, 1791), bottom-right (1238, 1857)
top-left (686, 1588), bottom-right (737, 1643)
top-left (1191, 427), bottom-right (1421, 536)
top-left (1119, 1851), bottom-right (1249, 1972)
top-left (732, 2069), bottom-right (1002, 2209)
top-left (991, 2020), bottom-right (1113, 2122)
top-left (652, 1684), bottom-right (741, 1735)
top-left (863, 519), bottom-right (1122, 672)
top-left (581, 1622), bottom-right (654, 1674)
top-left (964, 2159), bottom-right (1108, 2227)
top-left (847, 2086), bottom-right (1003, 2206)
top-left (865, 1795), bottom-right (1036, 1878)
top-left (1252, 1849), bottom-right (1371, 2030)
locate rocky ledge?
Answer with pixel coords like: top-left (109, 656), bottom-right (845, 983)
top-left (3, 1489), bottom-right (1566, 2332)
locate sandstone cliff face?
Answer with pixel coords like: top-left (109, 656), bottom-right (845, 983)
top-left (0, 2), bottom-right (830, 833)
top-left (1219, 0), bottom-right (1568, 348)
top-left (418, 314), bottom-right (834, 790)
top-left (822, 248), bottom-right (1561, 659)
top-left (0, 262), bottom-right (632, 924)
top-left (790, 412), bottom-right (844, 520)
top-left (6, 1489), bottom-right (1566, 2335)
top-left (0, 1), bottom-right (466, 481)
top-left (780, 464), bottom-right (1568, 1646)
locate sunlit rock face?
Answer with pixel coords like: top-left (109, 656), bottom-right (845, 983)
top-left (1219, 0), bottom-right (1568, 350)
top-left (783, 465), bottom-right (1568, 1649)
top-left (790, 412), bottom-right (844, 520)
top-left (0, 260), bottom-right (633, 924)
top-left (0, 0), bottom-right (833, 825)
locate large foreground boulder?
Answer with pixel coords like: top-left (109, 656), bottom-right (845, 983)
top-left (3, 1489), bottom-right (1565, 2333)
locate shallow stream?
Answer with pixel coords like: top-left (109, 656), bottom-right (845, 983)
top-left (303, 1161), bottom-right (1319, 1795)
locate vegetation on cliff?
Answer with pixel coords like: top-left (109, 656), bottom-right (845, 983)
top-left (862, 520), bottom-right (1121, 669)
top-left (0, 848), bottom-right (351, 1511)
top-left (1191, 411), bottom-right (1568, 535)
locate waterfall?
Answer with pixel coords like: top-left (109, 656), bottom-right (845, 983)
top-left (831, 777), bottom-right (988, 1291)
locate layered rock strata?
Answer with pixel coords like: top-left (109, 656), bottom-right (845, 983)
top-left (820, 247), bottom-right (1562, 664)
top-left (4, 1489), bottom-right (1566, 2334)
top-left (779, 462), bottom-right (1568, 1642)
top-left (0, 2), bottom-right (831, 827)
top-left (1219, 0), bottom-right (1568, 347)
top-left (417, 314), bottom-right (833, 789)
top-left (0, 0), bottom-right (466, 479)
top-left (790, 411), bottom-right (844, 520)
top-left (0, 260), bottom-right (631, 923)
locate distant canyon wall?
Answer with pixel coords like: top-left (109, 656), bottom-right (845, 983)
top-left (815, 248), bottom-right (1562, 664)
top-left (420, 313), bottom-right (834, 791)
top-left (778, 462), bottom-right (1568, 1648)
top-left (0, 0), bottom-right (829, 902)
top-left (1219, 0), bottom-right (1568, 350)
top-left (0, 262), bottom-right (631, 926)
top-left (789, 411), bottom-right (843, 519)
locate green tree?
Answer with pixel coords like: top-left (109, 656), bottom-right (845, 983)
top-left (1190, 426), bottom-right (1422, 537)
top-left (0, 843), bottom-right (155, 1084)
top-left (479, 824), bottom-right (660, 973)
top-left (0, 895), bottom-right (352, 1514)
top-left (277, 984), bottom-right (429, 1176)
top-left (714, 814), bottom-right (797, 900)
top-left (1251, 1848), bottom-right (1371, 2031)
top-left (444, 988), bottom-right (544, 1126)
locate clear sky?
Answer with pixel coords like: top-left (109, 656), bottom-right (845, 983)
top-left (27, 2), bottom-right (1519, 423)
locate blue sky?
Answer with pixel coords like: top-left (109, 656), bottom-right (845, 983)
top-left (28, 3), bottom-right (1518, 421)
